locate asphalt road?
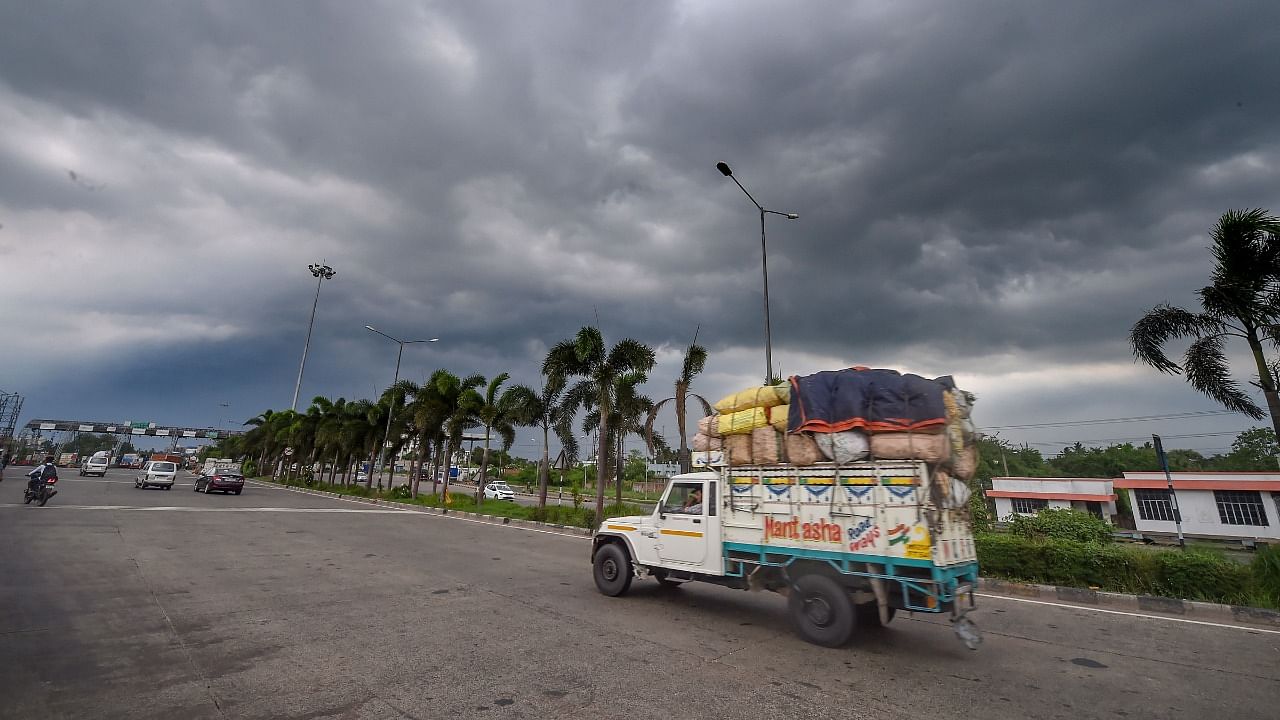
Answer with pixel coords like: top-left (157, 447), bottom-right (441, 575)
top-left (1, 467), bottom-right (1277, 720)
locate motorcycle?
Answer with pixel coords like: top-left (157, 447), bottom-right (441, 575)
top-left (24, 475), bottom-right (58, 506)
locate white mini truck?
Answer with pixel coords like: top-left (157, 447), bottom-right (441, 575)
top-left (592, 461), bottom-right (982, 649)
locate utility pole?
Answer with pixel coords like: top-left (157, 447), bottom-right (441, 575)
top-left (1152, 435), bottom-right (1186, 549)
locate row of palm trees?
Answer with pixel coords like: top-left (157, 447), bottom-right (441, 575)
top-left (217, 326), bottom-right (710, 520)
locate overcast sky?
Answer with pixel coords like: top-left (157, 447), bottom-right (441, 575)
top-left (2, 1), bottom-right (1278, 459)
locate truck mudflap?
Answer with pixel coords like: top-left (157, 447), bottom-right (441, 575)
top-left (949, 581), bottom-right (981, 650)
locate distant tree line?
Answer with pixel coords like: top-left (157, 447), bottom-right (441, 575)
top-left (204, 326), bottom-right (705, 521)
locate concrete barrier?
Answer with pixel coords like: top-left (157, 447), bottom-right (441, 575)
top-left (975, 577), bottom-right (1280, 628)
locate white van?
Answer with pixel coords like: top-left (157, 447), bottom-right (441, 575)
top-left (80, 452), bottom-right (110, 477)
top-left (136, 461), bottom-right (178, 490)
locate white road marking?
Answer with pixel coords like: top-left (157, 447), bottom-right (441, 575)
top-left (977, 592), bottom-right (1280, 635)
top-left (58, 479), bottom-right (194, 486)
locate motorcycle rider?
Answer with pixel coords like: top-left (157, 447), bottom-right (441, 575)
top-left (27, 455), bottom-right (58, 496)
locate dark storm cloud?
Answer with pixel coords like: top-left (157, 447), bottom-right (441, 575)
top-left (2, 0), bottom-right (1278, 451)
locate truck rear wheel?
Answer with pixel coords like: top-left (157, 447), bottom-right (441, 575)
top-left (593, 543), bottom-right (632, 597)
top-left (788, 574), bottom-right (855, 647)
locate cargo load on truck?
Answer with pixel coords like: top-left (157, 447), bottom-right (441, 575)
top-left (593, 366), bottom-right (982, 650)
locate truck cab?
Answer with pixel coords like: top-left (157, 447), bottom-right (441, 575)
top-left (599, 472), bottom-right (722, 574)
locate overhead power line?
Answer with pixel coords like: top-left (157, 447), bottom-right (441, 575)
top-left (1027, 430), bottom-right (1244, 447)
top-left (983, 409), bottom-right (1245, 431)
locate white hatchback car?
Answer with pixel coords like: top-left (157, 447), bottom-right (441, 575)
top-left (80, 455), bottom-right (110, 477)
top-left (483, 481), bottom-right (516, 501)
top-left (136, 461), bottom-right (178, 490)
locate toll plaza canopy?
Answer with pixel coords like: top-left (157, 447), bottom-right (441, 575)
top-left (24, 419), bottom-right (242, 440)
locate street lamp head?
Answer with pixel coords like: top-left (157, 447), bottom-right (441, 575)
top-left (785, 213), bottom-right (799, 220)
top-left (365, 325), bottom-right (377, 332)
top-left (716, 161), bottom-right (733, 177)
top-left (308, 263), bottom-right (336, 279)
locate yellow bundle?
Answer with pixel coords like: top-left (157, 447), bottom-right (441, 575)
top-left (717, 405), bottom-right (790, 435)
top-left (718, 406), bottom-right (768, 435)
top-left (714, 384), bottom-right (790, 414)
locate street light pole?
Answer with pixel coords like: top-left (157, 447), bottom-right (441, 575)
top-left (717, 161), bottom-right (798, 384)
top-left (292, 263), bottom-right (336, 411)
top-left (366, 325), bottom-right (438, 490)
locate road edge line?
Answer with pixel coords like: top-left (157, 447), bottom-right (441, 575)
top-left (976, 577), bottom-right (1280, 629)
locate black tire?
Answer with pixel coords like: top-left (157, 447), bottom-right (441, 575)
top-left (164, 485), bottom-right (172, 490)
top-left (856, 603), bottom-right (897, 627)
top-left (592, 543), bottom-right (633, 597)
top-left (24, 491), bottom-right (34, 504)
top-left (38, 489), bottom-right (50, 506)
top-left (193, 482), bottom-right (201, 492)
top-left (787, 573), bottom-right (856, 648)
top-left (234, 489), bottom-right (242, 495)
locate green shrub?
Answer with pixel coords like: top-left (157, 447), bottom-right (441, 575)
top-left (974, 533), bottom-right (1269, 607)
top-left (968, 481), bottom-right (993, 533)
top-left (1154, 550), bottom-right (1251, 601)
top-left (389, 484), bottom-right (412, 499)
top-left (1252, 545), bottom-right (1280, 603)
top-left (1007, 508), bottom-right (1114, 543)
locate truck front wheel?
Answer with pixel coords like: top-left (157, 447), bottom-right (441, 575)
top-left (593, 543), bottom-right (633, 597)
top-left (788, 574), bottom-right (855, 647)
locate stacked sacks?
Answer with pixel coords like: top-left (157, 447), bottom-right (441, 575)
top-left (813, 430), bottom-right (870, 463)
top-left (696, 371), bottom-right (978, 476)
top-left (693, 383), bottom-right (790, 466)
top-left (785, 433), bottom-right (824, 466)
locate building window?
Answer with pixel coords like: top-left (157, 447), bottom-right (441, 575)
top-left (1011, 497), bottom-right (1049, 515)
top-left (1134, 489), bottom-right (1177, 522)
top-left (1215, 490), bottom-right (1269, 526)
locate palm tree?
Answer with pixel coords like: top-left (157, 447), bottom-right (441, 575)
top-left (523, 373), bottom-right (579, 511)
top-left (243, 409), bottom-right (281, 475)
top-left (376, 381), bottom-right (419, 490)
top-left (545, 326), bottom-right (656, 523)
top-left (311, 396), bottom-right (350, 485)
top-left (339, 399), bottom-right (377, 486)
top-left (1132, 209), bottom-right (1280, 437)
top-left (473, 373), bottom-right (539, 504)
top-left (361, 401), bottom-right (389, 490)
top-left (586, 373), bottom-right (658, 508)
top-left (419, 371), bottom-right (486, 500)
top-left (645, 339), bottom-right (712, 473)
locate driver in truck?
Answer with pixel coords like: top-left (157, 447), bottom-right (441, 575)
top-left (680, 488), bottom-right (703, 514)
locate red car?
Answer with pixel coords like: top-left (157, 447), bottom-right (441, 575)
top-left (194, 472), bottom-right (244, 495)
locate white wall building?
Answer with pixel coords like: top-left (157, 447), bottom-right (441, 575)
top-left (985, 477), bottom-right (1118, 523)
top-left (1115, 472), bottom-right (1280, 541)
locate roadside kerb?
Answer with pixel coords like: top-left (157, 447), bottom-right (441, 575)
top-left (248, 478), bottom-right (593, 537)
top-left (976, 577), bottom-right (1280, 629)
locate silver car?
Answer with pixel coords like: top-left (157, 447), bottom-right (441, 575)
top-left (136, 461), bottom-right (177, 490)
